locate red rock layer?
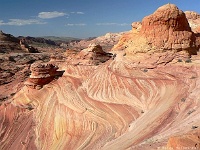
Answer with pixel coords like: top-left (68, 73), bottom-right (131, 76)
top-left (185, 11), bottom-right (200, 33)
top-left (1, 56), bottom-right (198, 149)
top-left (167, 131), bottom-right (200, 149)
top-left (24, 63), bottom-right (64, 89)
top-left (0, 104), bottom-right (36, 150)
top-left (113, 4), bottom-right (198, 55)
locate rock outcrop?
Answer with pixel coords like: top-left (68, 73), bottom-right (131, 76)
top-left (25, 63), bottom-right (64, 89)
top-left (63, 43), bottom-right (113, 65)
top-left (113, 4), bottom-right (198, 55)
top-left (131, 21), bottom-right (142, 32)
top-left (0, 31), bottom-right (39, 53)
top-left (20, 38), bottom-right (39, 53)
top-left (0, 31), bottom-right (22, 53)
top-left (62, 32), bottom-right (126, 51)
top-left (185, 11), bottom-right (200, 33)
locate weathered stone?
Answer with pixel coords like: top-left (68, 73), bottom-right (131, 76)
top-left (113, 4), bottom-right (198, 55)
top-left (25, 63), bottom-right (63, 88)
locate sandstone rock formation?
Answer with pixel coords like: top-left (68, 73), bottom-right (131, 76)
top-left (25, 63), bottom-right (64, 89)
top-left (0, 31), bottom-right (39, 53)
top-left (185, 11), bottom-right (200, 33)
top-left (62, 32), bottom-right (126, 52)
top-left (185, 11), bottom-right (200, 50)
top-left (20, 38), bottom-right (39, 53)
top-left (0, 31), bottom-right (50, 102)
top-left (113, 4), bottom-right (198, 55)
top-left (167, 130), bottom-right (200, 149)
top-left (0, 30), bottom-right (21, 53)
top-left (62, 43), bottom-right (113, 65)
top-left (131, 21), bottom-right (142, 32)
top-left (2, 3), bottom-right (200, 150)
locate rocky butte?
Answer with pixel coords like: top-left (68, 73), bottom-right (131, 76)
top-left (1, 3), bottom-right (200, 150)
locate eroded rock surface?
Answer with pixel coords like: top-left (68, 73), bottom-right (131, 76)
top-left (1, 3), bottom-right (200, 150)
top-left (185, 11), bottom-right (200, 33)
top-left (113, 4), bottom-right (198, 55)
top-left (62, 32), bottom-right (126, 52)
top-left (25, 63), bottom-right (64, 89)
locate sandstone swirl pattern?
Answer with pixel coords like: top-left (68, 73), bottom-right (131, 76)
top-left (1, 3), bottom-right (200, 150)
top-left (2, 58), bottom-right (200, 149)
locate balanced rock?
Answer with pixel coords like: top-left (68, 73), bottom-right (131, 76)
top-left (25, 63), bottom-right (63, 88)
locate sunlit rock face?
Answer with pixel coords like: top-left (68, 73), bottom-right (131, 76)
top-left (3, 53), bottom-right (200, 150)
top-left (185, 11), bottom-right (200, 33)
top-left (113, 4), bottom-right (198, 55)
top-left (1, 4), bottom-right (200, 150)
top-left (25, 63), bottom-right (64, 89)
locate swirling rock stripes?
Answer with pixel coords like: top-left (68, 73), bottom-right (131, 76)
top-left (1, 59), bottom-right (200, 149)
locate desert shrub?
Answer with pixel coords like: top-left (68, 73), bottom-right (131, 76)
top-left (185, 59), bottom-right (192, 63)
top-left (181, 98), bottom-right (186, 102)
top-left (143, 69), bottom-right (148, 72)
top-left (177, 59), bottom-right (182, 62)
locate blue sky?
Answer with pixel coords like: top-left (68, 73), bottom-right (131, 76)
top-left (0, 0), bottom-right (199, 38)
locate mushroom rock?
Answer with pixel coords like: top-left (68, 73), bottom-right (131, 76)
top-left (25, 63), bottom-right (64, 89)
top-left (113, 4), bottom-right (198, 56)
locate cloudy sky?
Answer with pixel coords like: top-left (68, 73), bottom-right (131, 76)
top-left (0, 0), bottom-right (200, 38)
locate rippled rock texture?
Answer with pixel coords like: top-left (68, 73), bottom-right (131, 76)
top-left (1, 3), bottom-right (200, 150)
top-left (1, 54), bottom-right (200, 150)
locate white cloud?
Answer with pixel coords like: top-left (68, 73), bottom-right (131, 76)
top-left (66, 23), bottom-right (86, 26)
top-left (70, 12), bottom-right (84, 15)
top-left (77, 12), bottom-right (84, 15)
top-left (96, 23), bottom-right (130, 26)
top-left (38, 11), bottom-right (67, 19)
top-left (0, 19), bottom-right (46, 26)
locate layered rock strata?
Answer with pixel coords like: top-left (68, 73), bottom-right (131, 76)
top-left (25, 63), bottom-right (64, 89)
top-left (63, 43), bottom-right (113, 65)
top-left (113, 4), bottom-right (198, 55)
top-left (185, 11), bottom-right (200, 33)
